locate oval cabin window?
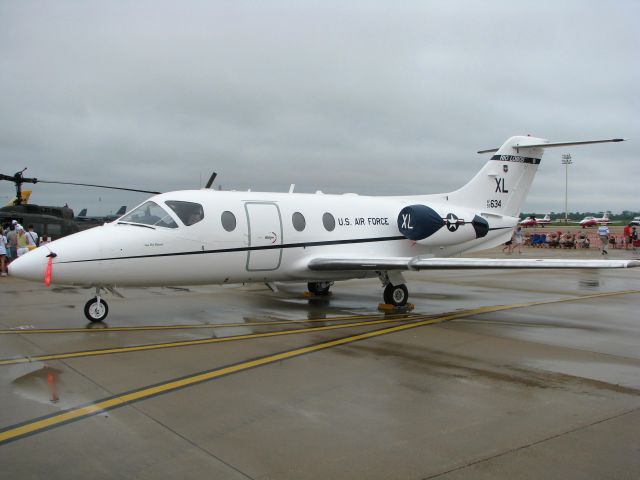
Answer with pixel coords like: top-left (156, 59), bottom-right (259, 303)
top-left (292, 212), bottom-right (306, 232)
top-left (221, 211), bottom-right (237, 232)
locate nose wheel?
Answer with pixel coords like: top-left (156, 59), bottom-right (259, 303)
top-left (84, 294), bottom-right (109, 322)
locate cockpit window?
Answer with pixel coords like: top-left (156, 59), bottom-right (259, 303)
top-left (118, 201), bottom-right (178, 228)
top-left (165, 201), bottom-right (204, 226)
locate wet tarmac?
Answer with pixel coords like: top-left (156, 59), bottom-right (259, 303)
top-left (0, 245), bottom-right (639, 479)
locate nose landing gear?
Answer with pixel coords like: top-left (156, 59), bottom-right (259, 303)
top-left (84, 287), bottom-right (109, 322)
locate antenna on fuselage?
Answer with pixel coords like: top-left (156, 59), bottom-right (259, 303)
top-left (205, 172), bottom-right (217, 189)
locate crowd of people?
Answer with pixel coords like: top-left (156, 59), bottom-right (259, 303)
top-left (503, 224), bottom-right (638, 254)
top-left (0, 220), bottom-right (40, 276)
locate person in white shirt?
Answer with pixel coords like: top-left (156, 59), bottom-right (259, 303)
top-left (597, 224), bottom-right (610, 255)
top-left (513, 226), bottom-right (524, 254)
top-left (0, 228), bottom-right (7, 276)
top-left (25, 225), bottom-right (39, 249)
top-left (16, 226), bottom-right (30, 257)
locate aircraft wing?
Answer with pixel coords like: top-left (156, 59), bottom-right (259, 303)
top-left (307, 257), bottom-right (413, 271)
top-left (407, 258), bottom-right (640, 269)
top-left (307, 257), bottom-right (640, 271)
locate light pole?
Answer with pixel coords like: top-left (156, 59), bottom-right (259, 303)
top-left (561, 153), bottom-right (572, 224)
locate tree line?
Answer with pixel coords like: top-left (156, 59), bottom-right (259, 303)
top-left (521, 211), bottom-right (639, 221)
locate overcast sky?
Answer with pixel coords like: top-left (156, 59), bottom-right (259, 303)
top-left (1, 1), bottom-right (638, 217)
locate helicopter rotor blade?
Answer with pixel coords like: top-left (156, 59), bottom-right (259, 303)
top-left (204, 172), bottom-right (217, 189)
top-left (0, 173), bottom-right (38, 184)
top-left (37, 180), bottom-right (161, 195)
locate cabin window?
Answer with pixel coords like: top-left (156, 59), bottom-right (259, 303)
top-left (119, 201), bottom-right (178, 228)
top-left (165, 201), bottom-right (204, 226)
top-left (322, 212), bottom-right (335, 232)
top-left (292, 212), bottom-right (306, 232)
top-left (221, 211), bottom-right (236, 232)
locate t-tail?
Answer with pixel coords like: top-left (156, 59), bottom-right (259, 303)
top-left (447, 136), bottom-right (624, 218)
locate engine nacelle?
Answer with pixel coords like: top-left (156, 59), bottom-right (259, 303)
top-left (397, 204), bottom-right (489, 246)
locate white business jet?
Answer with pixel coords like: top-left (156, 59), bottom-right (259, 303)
top-left (9, 135), bottom-right (637, 322)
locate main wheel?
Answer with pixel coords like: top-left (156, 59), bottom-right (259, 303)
top-left (383, 283), bottom-right (408, 306)
top-left (307, 281), bottom-right (332, 296)
top-left (84, 297), bottom-right (109, 322)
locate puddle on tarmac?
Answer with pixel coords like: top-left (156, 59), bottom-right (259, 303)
top-left (577, 270), bottom-right (609, 291)
top-left (523, 358), bottom-right (640, 392)
top-left (10, 363), bottom-right (86, 408)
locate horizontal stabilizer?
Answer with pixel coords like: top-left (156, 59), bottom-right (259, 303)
top-left (478, 138), bottom-right (625, 154)
top-left (308, 256), bottom-right (640, 271)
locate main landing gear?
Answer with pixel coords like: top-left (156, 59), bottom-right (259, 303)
top-left (307, 281), bottom-right (333, 296)
top-left (378, 271), bottom-right (410, 307)
top-left (383, 283), bottom-right (409, 306)
top-left (84, 287), bottom-right (109, 322)
top-left (306, 275), bottom-right (411, 308)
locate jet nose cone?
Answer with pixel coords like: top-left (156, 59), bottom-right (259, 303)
top-left (8, 247), bottom-right (50, 282)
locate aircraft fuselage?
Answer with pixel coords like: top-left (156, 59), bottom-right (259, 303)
top-left (14, 189), bottom-right (516, 288)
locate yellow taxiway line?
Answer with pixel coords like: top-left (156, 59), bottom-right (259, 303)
top-left (1, 289), bottom-right (638, 446)
top-left (0, 306), bottom-right (496, 445)
top-left (0, 315), bottom-right (422, 366)
top-left (1, 290), bottom-right (638, 367)
top-left (0, 312), bottom-right (417, 335)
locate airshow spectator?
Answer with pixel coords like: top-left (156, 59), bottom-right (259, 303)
top-left (0, 228), bottom-right (7, 276)
top-left (6, 223), bottom-right (17, 262)
top-left (560, 232), bottom-right (575, 249)
top-left (597, 224), bottom-right (610, 255)
top-left (25, 225), bottom-right (39, 250)
top-left (623, 224), bottom-right (632, 250)
top-left (513, 226), bottom-right (524, 254)
top-left (16, 226), bottom-right (30, 257)
top-left (577, 232), bottom-right (589, 248)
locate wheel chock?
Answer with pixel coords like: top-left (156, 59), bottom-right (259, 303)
top-left (377, 303), bottom-right (415, 313)
top-left (304, 291), bottom-right (333, 298)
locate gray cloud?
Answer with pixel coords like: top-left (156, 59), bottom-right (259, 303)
top-left (1, 0), bottom-right (637, 216)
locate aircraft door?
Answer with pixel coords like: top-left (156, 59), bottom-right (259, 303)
top-left (245, 202), bottom-right (283, 271)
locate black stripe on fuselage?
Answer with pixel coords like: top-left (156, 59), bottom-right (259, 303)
top-left (490, 154), bottom-right (541, 165)
top-left (57, 235), bottom-right (407, 264)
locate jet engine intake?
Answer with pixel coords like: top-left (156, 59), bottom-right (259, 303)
top-left (397, 204), bottom-right (490, 246)
top-left (397, 205), bottom-right (444, 241)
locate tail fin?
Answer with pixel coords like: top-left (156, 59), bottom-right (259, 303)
top-left (447, 136), bottom-right (624, 218)
top-left (543, 213), bottom-right (550, 221)
top-left (6, 189), bottom-right (32, 206)
top-left (447, 136), bottom-right (544, 217)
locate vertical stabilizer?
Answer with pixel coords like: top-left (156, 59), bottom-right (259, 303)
top-left (447, 136), bottom-right (545, 217)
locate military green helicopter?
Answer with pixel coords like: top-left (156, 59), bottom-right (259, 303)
top-left (0, 169), bottom-right (159, 240)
